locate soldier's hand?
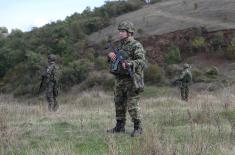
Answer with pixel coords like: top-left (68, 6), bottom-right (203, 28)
top-left (108, 52), bottom-right (116, 62)
top-left (122, 62), bottom-right (131, 69)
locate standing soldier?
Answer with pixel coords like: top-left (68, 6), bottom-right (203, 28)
top-left (42, 54), bottom-right (60, 111)
top-left (107, 21), bottom-right (147, 137)
top-left (177, 63), bottom-right (192, 101)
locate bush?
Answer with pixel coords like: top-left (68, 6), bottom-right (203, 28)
top-left (192, 36), bottom-right (206, 52)
top-left (95, 56), bottom-right (108, 70)
top-left (137, 28), bottom-right (144, 35)
top-left (60, 59), bottom-right (94, 89)
top-left (80, 71), bottom-right (114, 90)
top-left (145, 63), bottom-right (165, 84)
top-left (165, 44), bottom-right (181, 64)
top-left (205, 66), bottom-right (219, 78)
top-left (224, 38), bottom-right (235, 60)
top-left (165, 64), bottom-right (181, 78)
top-left (191, 68), bottom-right (206, 82)
top-left (210, 32), bottom-right (224, 52)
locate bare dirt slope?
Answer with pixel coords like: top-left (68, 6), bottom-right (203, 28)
top-left (88, 0), bottom-right (235, 43)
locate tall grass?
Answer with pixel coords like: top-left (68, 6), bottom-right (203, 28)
top-left (0, 87), bottom-right (234, 155)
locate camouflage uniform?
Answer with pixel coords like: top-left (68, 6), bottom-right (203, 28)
top-left (42, 54), bottom-right (60, 111)
top-left (178, 64), bottom-right (192, 101)
top-left (107, 21), bottom-right (146, 137)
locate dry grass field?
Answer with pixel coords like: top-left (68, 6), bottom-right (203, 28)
top-left (0, 86), bottom-right (234, 155)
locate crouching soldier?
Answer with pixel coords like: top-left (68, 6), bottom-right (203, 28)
top-left (41, 54), bottom-right (60, 111)
top-left (107, 21), bottom-right (147, 137)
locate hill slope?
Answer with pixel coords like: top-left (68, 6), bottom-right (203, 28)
top-left (88, 0), bottom-right (235, 43)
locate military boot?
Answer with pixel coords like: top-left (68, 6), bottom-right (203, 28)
top-left (107, 119), bottom-right (125, 133)
top-left (130, 119), bottom-right (143, 137)
top-left (52, 100), bottom-right (59, 112)
top-left (48, 103), bottom-right (52, 111)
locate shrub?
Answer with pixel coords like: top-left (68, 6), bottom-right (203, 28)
top-left (137, 28), bottom-right (144, 35)
top-left (210, 32), bottom-right (224, 52)
top-left (192, 36), bottom-right (206, 52)
top-left (165, 44), bottom-right (181, 64)
top-left (84, 48), bottom-right (95, 61)
top-left (80, 71), bottom-right (114, 90)
top-left (191, 68), bottom-right (205, 82)
top-left (205, 66), bottom-right (219, 78)
top-left (224, 38), bottom-right (235, 60)
top-left (165, 64), bottom-right (181, 78)
top-left (95, 56), bottom-right (108, 70)
top-left (60, 59), bottom-right (94, 89)
top-left (145, 63), bottom-right (165, 84)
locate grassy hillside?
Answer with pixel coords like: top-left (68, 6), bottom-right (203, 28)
top-left (88, 0), bottom-right (235, 43)
top-left (1, 86), bottom-right (235, 155)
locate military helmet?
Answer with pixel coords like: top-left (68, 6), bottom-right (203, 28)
top-left (118, 21), bottom-right (135, 33)
top-left (48, 54), bottom-right (56, 62)
top-left (183, 63), bottom-right (190, 69)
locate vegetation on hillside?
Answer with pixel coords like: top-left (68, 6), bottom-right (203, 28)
top-left (0, 0), bottom-right (146, 96)
top-left (0, 0), bottom-right (235, 96)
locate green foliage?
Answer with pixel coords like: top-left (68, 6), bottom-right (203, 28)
top-left (60, 59), bottom-right (94, 89)
top-left (165, 64), bottom-right (181, 78)
top-left (224, 37), bottom-right (235, 59)
top-left (80, 17), bottom-right (110, 34)
top-left (210, 32), bottom-right (224, 52)
top-left (205, 66), bottom-right (219, 78)
top-left (80, 71), bottom-right (114, 90)
top-left (0, 27), bottom-right (8, 34)
top-left (191, 68), bottom-right (204, 82)
top-left (192, 36), bottom-right (206, 52)
top-left (95, 56), bottom-right (108, 70)
top-left (145, 63), bottom-right (165, 84)
top-left (165, 44), bottom-right (181, 64)
top-left (137, 28), bottom-right (144, 35)
top-left (0, 0), bottom-right (147, 95)
top-left (84, 48), bottom-right (95, 62)
top-left (231, 37), bottom-right (235, 47)
top-left (219, 110), bottom-right (235, 123)
top-left (100, 0), bottom-right (144, 17)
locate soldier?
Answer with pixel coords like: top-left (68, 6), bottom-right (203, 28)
top-left (107, 21), bottom-right (147, 137)
top-left (42, 54), bottom-right (60, 111)
top-left (177, 63), bottom-right (192, 101)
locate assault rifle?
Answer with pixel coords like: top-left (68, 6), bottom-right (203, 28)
top-left (171, 78), bottom-right (182, 87)
top-left (107, 43), bottom-right (133, 77)
top-left (38, 75), bottom-right (46, 95)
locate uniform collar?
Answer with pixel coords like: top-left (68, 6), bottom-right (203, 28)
top-left (49, 61), bottom-right (55, 65)
top-left (121, 36), bottom-right (134, 44)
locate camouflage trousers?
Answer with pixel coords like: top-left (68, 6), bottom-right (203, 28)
top-left (180, 83), bottom-right (189, 101)
top-left (46, 81), bottom-right (59, 111)
top-left (114, 78), bottom-right (141, 122)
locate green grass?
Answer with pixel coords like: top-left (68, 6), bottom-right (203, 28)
top-left (0, 88), bottom-right (235, 155)
top-left (142, 85), bottom-right (173, 98)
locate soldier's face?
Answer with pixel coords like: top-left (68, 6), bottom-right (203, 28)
top-left (118, 30), bottom-right (128, 39)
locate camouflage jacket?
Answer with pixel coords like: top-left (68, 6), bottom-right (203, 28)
top-left (115, 37), bottom-right (147, 91)
top-left (42, 62), bottom-right (60, 84)
top-left (179, 68), bottom-right (192, 83)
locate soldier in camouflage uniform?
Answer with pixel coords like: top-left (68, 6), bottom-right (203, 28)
top-left (42, 54), bottom-right (60, 111)
top-left (178, 63), bottom-right (192, 101)
top-left (107, 21), bottom-right (147, 137)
